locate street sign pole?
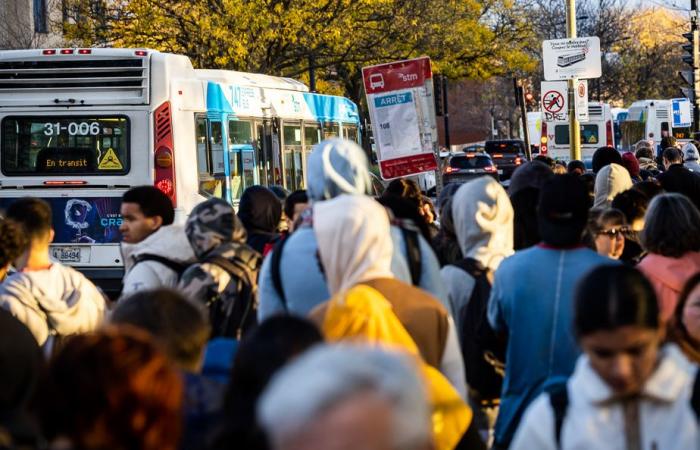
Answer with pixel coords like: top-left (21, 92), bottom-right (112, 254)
top-left (566, 0), bottom-right (581, 161)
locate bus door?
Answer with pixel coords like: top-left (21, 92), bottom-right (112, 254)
top-left (195, 115), bottom-right (227, 201)
top-left (282, 121), bottom-right (303, 190)
top-left (255, 118), bottom-right (278, 187)
top-left (227, 118), bottom-right (257, 201)
top-left (303, 123), bottom-right (321, 187)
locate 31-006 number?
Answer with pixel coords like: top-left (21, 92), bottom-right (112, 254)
top-left (44, 122), bottom-right (101, 136)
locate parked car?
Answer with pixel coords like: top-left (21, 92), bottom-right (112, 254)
top-left (443, 153), bottom-right (498, 185)
top-left (484, 139), bottom-right (527, 180)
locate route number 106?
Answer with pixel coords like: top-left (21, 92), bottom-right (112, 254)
top-left (44, 122), bottom-right (101, 136)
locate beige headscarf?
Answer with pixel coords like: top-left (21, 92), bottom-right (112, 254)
top-left (313, 195), bottom-right (394, 295)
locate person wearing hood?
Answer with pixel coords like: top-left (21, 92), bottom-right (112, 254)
top-left (237, 186), bottom-right (282, 256)
top-left (593, 163), bottom-right (633, 209)
top-left (309, 194), bottom-right (467, 400)
top-left (257, 138), bottom-right (448, 320)
top-left (0, 198), bottom-right (106, 349)
top-left (440, 177), bottom-right (514, 330)
top-left (684, 142), bottom-right (700, 173)
top-left (509, 161), bottom-right (554, 250)
top-left (487, 175), bottom-right (613, 449)
top-left (635, 143), bottom-right (659, 179)
top-left (0, 309), bottom-right (43, 448)
top-left (120, 186), bottom-right (196, 298)
top-left (179, 198), bottom-right (261, 338)
top-left (638, 193), bottom-right (700, 322)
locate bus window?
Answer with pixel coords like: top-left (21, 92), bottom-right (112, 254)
top-left (229, 150), bottom-right (242, 201)
top-left (554, 124), bottom-right (599, 145)
top-left (210, 121), bottom-right (225, 174)
top-left (242, 149), bottom-right (256, 189)
top-left (228, 120), bottom-right (253, 145)
top-left (283, 124), bottom-right (302, 190)
top-left (255, 121), bottom-right (272, 186)
top-left (195, 117), bottom-right (224, 199)
top-left (2, 116), bottom-right (129, 175)
top-left (343, 125), bottom-right (359, 143)
top-left (304, 124), bottom-right (321, 150)
top-left (196, 118), bottom-right (209, 175)
top-left (323, 122), bottom-right (340, 139)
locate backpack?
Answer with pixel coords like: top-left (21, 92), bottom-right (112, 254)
top-left (133, 252), bottom-right (259, 339)
top-left (450, 257), bottom-right (506, 401)
top-left (547, 369), bottom-right (700, 449)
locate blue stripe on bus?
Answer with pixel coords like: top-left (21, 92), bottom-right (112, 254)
top-left (206, 81), bottom-right (234, 113)
top-left (302, 93), bottom-right (359, 123)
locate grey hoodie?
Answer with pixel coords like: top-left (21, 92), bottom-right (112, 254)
top-left (0, 263), bottom-right (106, 346)
top-left (440, 177), bottom-right (514, 324)
top-left (593, 163), bottom-right (633, 209)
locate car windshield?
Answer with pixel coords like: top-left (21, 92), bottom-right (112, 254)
top-left (485, 141), bottom-right (523, 154)
top-left (449, 155), bottom-right (491, 169)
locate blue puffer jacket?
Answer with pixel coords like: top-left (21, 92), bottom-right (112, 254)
top-left (257, 138), bottom-right (448, 320)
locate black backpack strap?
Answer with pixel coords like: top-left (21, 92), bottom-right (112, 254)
top-left (400, 226), bottom-right (422, 286)
top-left (133, 253), bottom-right (188, 276)
top-left (547, 383), bottom-right (569, 449)
top-left (691, 368), bottom-right (700, 421)
top-left (269, 236), bottom-right (290, 312)
top-left (450, 257), bottom-right (487, 279)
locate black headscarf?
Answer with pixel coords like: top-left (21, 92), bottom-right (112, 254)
top-left (0, 309), bottom-right (43, 446)
top-left (237, 186), bottom-right (282, 254)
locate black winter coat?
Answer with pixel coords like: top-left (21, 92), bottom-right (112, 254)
top-left (657, 164), bottom-right (700, 210)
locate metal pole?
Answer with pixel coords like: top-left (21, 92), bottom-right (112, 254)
top-left (566, 0), bottom-right (581, 161)
top-left (443, 76), bottom-right (450, 149)
top-left (692, 0), bottom-right (700, 134)
top-left (518, 85), bottom-right (532, 161)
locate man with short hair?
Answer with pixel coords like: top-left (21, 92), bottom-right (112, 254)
top-left (111, 288), bottom-right (222, 449)
top-left (487, 175), bottom-right (613, 449)
top-left (258, 345), bottom-right (434, 450)
top-left (0, 197), bottom-right (106, 348)
top-left (656, 147), bottom-right (700, 210)
top-left (119, 186), bottom-right (195, 296)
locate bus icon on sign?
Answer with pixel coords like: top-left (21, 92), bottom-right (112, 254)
top-left (369, 73), bottom-right (385, 90)
top-left (557, 51), bottom-right (585, 68)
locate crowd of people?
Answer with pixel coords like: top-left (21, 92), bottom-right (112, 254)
top-left (0, 136), bottom-right (700, 449)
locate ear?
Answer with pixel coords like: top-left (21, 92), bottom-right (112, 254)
top-left (48, 228), bottom-right (55, 244)
top-left (150, 215), bottom-right (164, 230)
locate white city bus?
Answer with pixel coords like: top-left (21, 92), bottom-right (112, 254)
top-left (620, 99), bottom-right (692, 152)
top-left (0, 48), bottom-right (361, 289)
top-left (540, 101), bottom-right (614, 162)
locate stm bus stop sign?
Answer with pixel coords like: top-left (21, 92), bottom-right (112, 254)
top-left (542, 37), bottom-right (602, 81)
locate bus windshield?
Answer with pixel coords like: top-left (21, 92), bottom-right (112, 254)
top-left (2, 116), bottom-right (129, 175)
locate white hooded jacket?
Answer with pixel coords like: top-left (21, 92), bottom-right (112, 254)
top-left (511, 345), bottom-right (700, 450)
top-left (0, 263), bottom-right (106, 346)
top-left (314, 195), bottom-right (468, 399)
top-left (440, 177), bottom-right (514, 323)
top-left (120, 224), bottom-right (195, 297)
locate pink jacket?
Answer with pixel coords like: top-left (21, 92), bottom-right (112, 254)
top-left (637, 252), bottom-right (700, 322)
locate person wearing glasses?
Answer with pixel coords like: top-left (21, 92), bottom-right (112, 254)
top-left (589, 208), bottom-right (628, 260)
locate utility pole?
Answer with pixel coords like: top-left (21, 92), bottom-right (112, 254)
top-left (308, 55), bottom-right (316, 93)
top-left (566, 0), bottom-right (581, 160)
top-left (442, 75), bottom-right (451, 150)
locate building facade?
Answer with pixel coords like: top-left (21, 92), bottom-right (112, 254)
top-left (1, 0), bottom-right (63, 49)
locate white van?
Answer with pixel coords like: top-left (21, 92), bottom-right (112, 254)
top-left (540, 102), bottom-right (614, 162)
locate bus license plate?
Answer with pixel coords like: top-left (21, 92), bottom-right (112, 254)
top-left (51, 246), bottom-right (87, 263)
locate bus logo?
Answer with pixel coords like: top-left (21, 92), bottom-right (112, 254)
top-left (369, 73), bottom-right (385, 90)
top-left (557, 51), bottom-right (586, 68)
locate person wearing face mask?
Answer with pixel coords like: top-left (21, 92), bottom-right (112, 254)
top-left (511, 265), bottom-right (700, 450)
top-left (669, 273), bottom-right (700, 363)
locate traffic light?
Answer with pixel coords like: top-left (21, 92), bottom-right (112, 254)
top-left (680, 30), bottom-right (700, 102)
top-left (434, 74), bottom-right (444, 116)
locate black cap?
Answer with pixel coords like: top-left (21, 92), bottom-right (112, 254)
top-left (592, 146), bottom-right (622, 173)
top-left (538, 174), bottom-right (590, 247)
